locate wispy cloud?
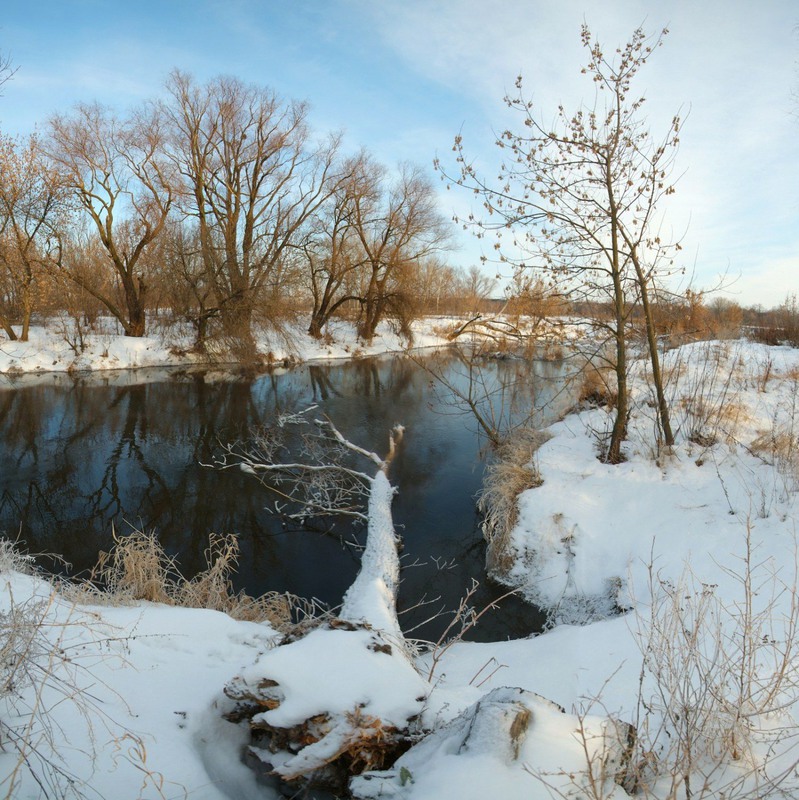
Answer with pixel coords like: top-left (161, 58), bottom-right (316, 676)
top-left (1, 0), bottom-right (796, 306)
top-left (354, 0), bottom-right (799, 303)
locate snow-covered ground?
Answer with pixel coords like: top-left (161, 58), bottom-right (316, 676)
top-left (3, 336), bottom-right (799, 799)
top-left (0, 318), bottom-right (454, 380)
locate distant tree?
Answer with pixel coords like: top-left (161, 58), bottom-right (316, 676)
top-left (439, 26), bottom-right (683, 462)
top-left (302, 155), bottom-right (368, 339)
top-left (409, 257), bottom-right (459, 316)
top-left (504, 270), bottom-right (567, 331)
top-left (348, 157), bottom-right (450, 341)
top-left (0, 134), bottom-right (67, 340)
top-left (457, 265), bottom-right (498, 314)
top-left (48, 103), bottom-right (173, 336)
top-left (299, 153), bottom-right (451, 340)
top-left (708, 296), bottom-right (743, 338)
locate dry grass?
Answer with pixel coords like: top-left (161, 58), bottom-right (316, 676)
top-left (577, 362), bottom-right (617, 409)
top-left (478, 428), bottom-right (549, 576)
top-left (0, 539), bottom-right (175, 800)
top-left (92, 527), bottom-right (175, 604)
top-left (669, 343), bottom-right (751, 447)
top-left (68, 527), bottom-right (317, 631)
top-left (679, 396), bottom-right (751, 448)
top-left (0, 537), bottom-right (37, 575)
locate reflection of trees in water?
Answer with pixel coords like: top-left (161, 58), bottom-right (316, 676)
top-left (418, 347), bottom-right (575, 445)
top-left (0, 354), bottom-right (570, 637)
top-left (0, 374), bottom-right (301, 574)
top-left (308, 365), bottom-right (341, 401)
top-left (0, 386), bottom-right (67, 550)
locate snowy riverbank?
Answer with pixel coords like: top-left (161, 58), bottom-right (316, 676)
top-left (0, 318), bottom-right (452, 379)
top-left (2, 338), bottom-right (799, 799)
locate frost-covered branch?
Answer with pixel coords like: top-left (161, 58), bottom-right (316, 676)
top-left (210, 413), bottom-right (405, 527)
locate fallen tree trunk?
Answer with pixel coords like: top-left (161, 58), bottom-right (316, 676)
top-left (221, 422), bottom-right (425, 795)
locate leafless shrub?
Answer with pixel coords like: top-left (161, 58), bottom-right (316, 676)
top-left (70, 527), bottom-right (314, 631)
top-left (755, 353), bottom-right (774, 393)
top-left (0, 546), bottom-right (176, 799)
top-left (478, 428), bottom-right (549, 575)
top-left (526, 695), bottom-right (636, 800)
top-left (532, 527), bottom-right (799, 800)
top-left (419, 578), bottom-right (519, 682)
top-left (623, 535), bottom-right (799, 799)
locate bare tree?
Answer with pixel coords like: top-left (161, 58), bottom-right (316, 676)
top-left (349, 157), bottom-right (450, 341)
top-left (162, 71), bottom-right (343, 350)
top-left (0, 134), bottom-right (67, 340)
top-left (47, 103), bottom-right (173, 336)
top-left (302, 156), bottom-right (368, 338)
top-left (410, 257), bottom-right (460, 316)
top-left (439, 26), bottom-right (683, 462)
top-left (0, 50), bottom-right (16, 96)
top-left (457, 265), bottom-right (498, 314)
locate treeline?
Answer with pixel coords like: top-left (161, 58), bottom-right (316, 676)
top-left (0, 72), bottom-right (510, 352)
top-left (574, 292), bottom-right (799, 348)
top-left (0, 70), bottom-right (793, 356)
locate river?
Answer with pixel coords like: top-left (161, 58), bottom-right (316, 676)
top-left (0, 348), bottom-right (573, 640)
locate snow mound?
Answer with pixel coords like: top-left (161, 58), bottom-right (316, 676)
top-left (352, 686), bottom-right (633, 800)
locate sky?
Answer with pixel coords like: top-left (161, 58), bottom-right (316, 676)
top-left (1, 0), bottom-right (797, 308)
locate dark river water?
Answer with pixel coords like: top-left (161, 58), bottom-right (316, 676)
top-left (0, 349), bottom-right (572, 641)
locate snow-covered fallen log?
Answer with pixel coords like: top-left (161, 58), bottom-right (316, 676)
top-left (339, 468), bottom-right (402, 637)
top-left (216, 416), bottom-right (641, 798)
top-left (220, 420), bottom-right (426, 794)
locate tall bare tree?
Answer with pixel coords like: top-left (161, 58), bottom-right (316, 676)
top-left (162, 71), bottom-right (343, 349)
top-left (300, 154), bottom-right (372, 338)
top-left (47, 103), bottom-right (173, 336)
top-left (439, 25), bottom-right (682, 462)
top-left (457, 265), bottom-right (498, 314)
top-left (348, 157), bottom-right (449, 341)
top-left (0, 134), bottom-right (67, 340)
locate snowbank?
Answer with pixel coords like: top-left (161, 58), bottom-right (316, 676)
top-left (0, 317), bottom-right (454, 377)
top-left (2, 338), bottom-right (799, 799)
top-left (499, 339), bottom-right (799, 622)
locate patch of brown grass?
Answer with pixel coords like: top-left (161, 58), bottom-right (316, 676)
top-left (70, 528), bottom-right (315, 631)
top-left (577, 363), bottom-right (617, 409)
top-left (93, 528), bottom-right (174, 604)
top-left (478, 428), bottom-right (549, 577)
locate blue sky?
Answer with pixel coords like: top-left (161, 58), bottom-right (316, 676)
top-left (1, 0), bottom-right (797, 308)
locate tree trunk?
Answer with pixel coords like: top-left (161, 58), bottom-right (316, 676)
top-left (634, 259), bottom-right (674, 447)
top-left (608, 327), bottom-right (628, 465)
top-left (122, 275), bottom-right (147, 337)
top-left (606, 178), bottom-right (628, 465)
top-left (0, 316), bottom-right (17, 341)
top-left (125, 307), bottom-right (146, 337)
top-left (308, 313), bottom-right (324, 339)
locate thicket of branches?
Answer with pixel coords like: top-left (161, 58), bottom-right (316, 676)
top-left (439, 25), bottom-right (684, 462)
top-left (0, 71), bottom-right (463, 352)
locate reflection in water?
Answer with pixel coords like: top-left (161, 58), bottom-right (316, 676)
top-left (0, 350), bottom-right (572, 640)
